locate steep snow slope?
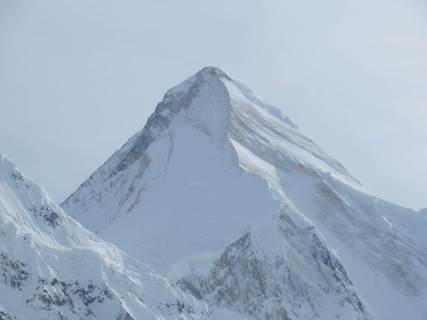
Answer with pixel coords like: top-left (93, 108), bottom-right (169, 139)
top-left (0, 154), bottom-right (244, 320)
top-left (63, 67), bottom-right (427, 319)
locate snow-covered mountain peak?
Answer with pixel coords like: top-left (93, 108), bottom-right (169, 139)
top-left (0, 153), bottom-right (13, 170)
top-left (160, 66), bottom-right (293, 132)
top-left (0, 153), bottom-right (23, 180)
top-left (62, 67), bottom-right (364, 246)
top-left (197, 65), bottom-right (229, 76)
top-left (65, 67), bottom-right (358, 210)
top-left (163, 66), bottom-right (229, 98)
top-left (62, 68), bottom-right (427, 319)
top-left (0, 154), bottom-right (65, 232)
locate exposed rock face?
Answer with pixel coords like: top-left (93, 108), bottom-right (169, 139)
top-left (1, 252), bottom-right (29, 290)
top-left (0, 310), bottom-right (14, 320)
top-left (178, 212), bottom-right (370, 320)
top-left (26, 278), bottom-right (113, 316)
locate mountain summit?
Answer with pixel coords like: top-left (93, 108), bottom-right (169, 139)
top-left (62, 67), bottom-right (427, 320)
top-left (63, 66), bottom-right (357, 230)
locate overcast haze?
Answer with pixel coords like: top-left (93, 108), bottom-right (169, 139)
top-left (1, 0), bottom-right (426, 209)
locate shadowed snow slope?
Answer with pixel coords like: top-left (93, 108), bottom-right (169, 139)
top-left (62, 67), bottom-right (427, 320)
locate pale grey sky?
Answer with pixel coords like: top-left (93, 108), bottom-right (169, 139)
top-left (1, 0), bottom-right (426, 209)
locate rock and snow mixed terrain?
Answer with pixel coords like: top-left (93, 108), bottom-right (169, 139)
top-left (1, 67), bottom-right (426, 319)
